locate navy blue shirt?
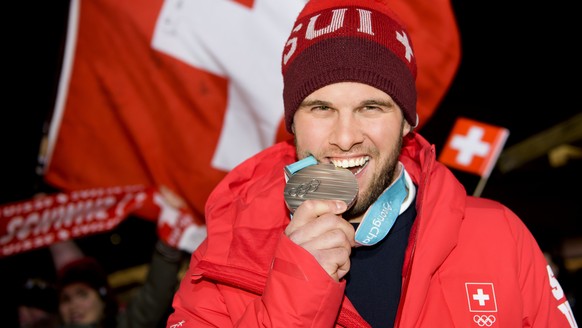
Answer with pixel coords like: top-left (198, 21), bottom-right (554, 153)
top-left (345, 196), bottom-right (417, 327)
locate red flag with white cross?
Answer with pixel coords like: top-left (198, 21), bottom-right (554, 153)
top-left (439, 117), bottom-right (509, 178)
top-left (465, 282), bottom-right (498, 312)
top-left (40, 0), bottom-right (461, 226)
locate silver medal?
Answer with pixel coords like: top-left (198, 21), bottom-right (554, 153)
top-left (284, 164), bottom-right (358, 213)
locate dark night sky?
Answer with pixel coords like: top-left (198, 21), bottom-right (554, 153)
top-left (1, 0), bottom-right (581, 325)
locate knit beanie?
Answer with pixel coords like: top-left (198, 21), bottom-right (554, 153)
top-left (57, 257), bottom-right (111, 299)
top-left (282, 0), bottom-right (418, 133)
top-left (57, 257), bottom-right (120, 326)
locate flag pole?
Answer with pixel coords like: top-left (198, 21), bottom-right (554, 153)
top-left (473, 176), bottom-right (488, 197)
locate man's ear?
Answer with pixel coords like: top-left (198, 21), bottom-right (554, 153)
top-left (403, 120), bottom-right (412, 136)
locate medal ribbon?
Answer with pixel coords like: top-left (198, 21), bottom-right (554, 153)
top-left (354, 162), bottom-right (415, 246)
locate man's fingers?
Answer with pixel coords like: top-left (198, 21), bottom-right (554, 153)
top-left (303, 227), bottom-right (354, 253)
top-left (309, 243), bottom-right (352, 282)
top-left (286, 211), bottom-right (355, 247)
top-left (292, 199), bottom-right (347, 224)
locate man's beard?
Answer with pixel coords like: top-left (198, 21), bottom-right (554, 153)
top-left (342, 132), bottom-right (404, 220)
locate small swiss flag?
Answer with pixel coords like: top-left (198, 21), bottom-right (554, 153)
top-left (465, 282), bottom-right (497, 312)
top-left (438, 117), bottom-right (509, 178)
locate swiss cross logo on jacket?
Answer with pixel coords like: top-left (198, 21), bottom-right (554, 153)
top-left (466, 282), bottom-right (498, 327)
top-left (465, 282), bottom-right (497, 312)
top-left (438, 117), bottom-right (509, 178)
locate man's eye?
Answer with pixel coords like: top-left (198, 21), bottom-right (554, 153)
top-left (312, 105), bottom-right (330, 111)
top-left (361, 105), bottom-right (386, 113)
top-left (363, 106), bottom-right (380, 111)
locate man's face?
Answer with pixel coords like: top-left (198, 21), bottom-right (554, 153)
top-left (293, 82), bottom-right (411, 221)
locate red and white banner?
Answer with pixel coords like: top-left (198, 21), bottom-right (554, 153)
top-left (0, 186), bottom-right (150, 258)
top-left (0, 185), bottom-right (206, 258)
top-left (40, 0), bottom-right (461, 226)
top-left (438, 117), bottom-right (510, 178)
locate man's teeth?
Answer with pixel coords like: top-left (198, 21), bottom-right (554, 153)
top-left (331, 156), bottom-right (369, 169)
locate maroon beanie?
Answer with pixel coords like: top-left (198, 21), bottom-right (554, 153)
top-left (57, 257), bottom-right (111, 299)
top-left (282, 0), bottom-right (418, 133)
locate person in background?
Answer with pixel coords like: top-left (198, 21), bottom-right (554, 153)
top-left (17, 277), bottom-right (60, 328)
top-left (57, 257), bottom-right (119, 327)
top-left (49, 186), bottom-right (191, 327)
top-left (16, 238), bottom-right (84, 328)
top-left (56, 240), bottom-right (184, 328)
top-left (167, 0), bottom-right (577, 326)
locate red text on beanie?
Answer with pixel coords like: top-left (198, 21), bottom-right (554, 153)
top-left (281, 0), bottom-right (418, 133)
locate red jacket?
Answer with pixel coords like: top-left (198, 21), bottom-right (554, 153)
top-left (167, 133), bottom-right (577, 327)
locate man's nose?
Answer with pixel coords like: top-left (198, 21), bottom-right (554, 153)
top-left (329, 114), bottom-right (363, 151)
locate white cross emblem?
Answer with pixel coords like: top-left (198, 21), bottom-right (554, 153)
top-left (472, 288), bottom-right (490, 306)
top-left (152, 0), bottom-right (305, 171)
top-left (396, 30), bottom-right (413, 62)
top-left (450, 126), bottom-right (490, 165)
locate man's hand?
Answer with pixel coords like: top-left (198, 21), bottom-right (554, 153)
top-left (155, 186), bottom-right (206, 253)
top-left (284, 199), bottom-right (355, 281)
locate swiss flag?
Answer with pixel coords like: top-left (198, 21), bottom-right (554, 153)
top-left (40, 0), bottom-right (461, 226)
top-left (465, 282), bottom-right (497, 312)
top-left (439, 117), bottom-right (509, 178)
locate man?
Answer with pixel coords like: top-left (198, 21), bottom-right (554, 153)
top-left (167, 0), bottom-right (577, 326)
